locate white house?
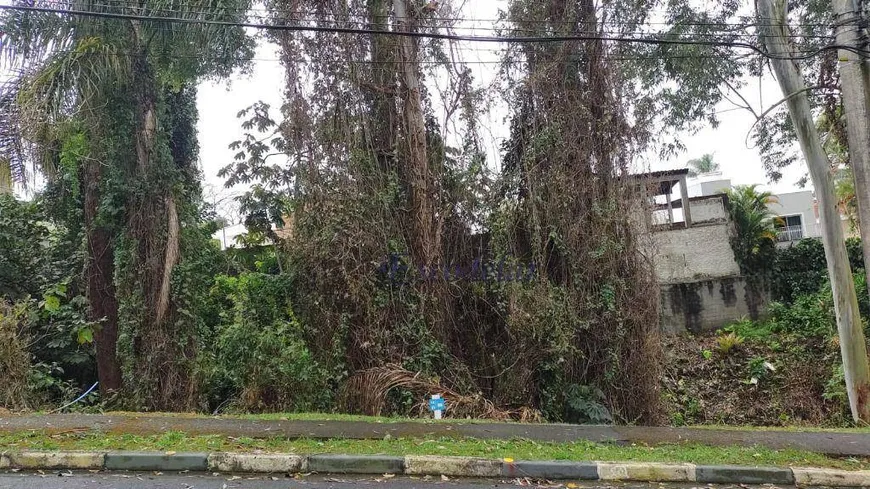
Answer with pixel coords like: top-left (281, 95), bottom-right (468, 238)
top-left (684, 173), bottom-right (825, 247)
top-left (767, 190), bottom-right (822, 246)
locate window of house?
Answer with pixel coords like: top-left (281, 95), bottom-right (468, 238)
top-left (775, 214), bottom-right (803, 242)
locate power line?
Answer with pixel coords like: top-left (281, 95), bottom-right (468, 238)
top-left (4, 0), bottom-right (840, 42)
top-left (0, 4), bottom-right (866, 61)
top-left (1, 50), bottom-right (759, 65)
top-left (16, 0), bottom-right (836, 29)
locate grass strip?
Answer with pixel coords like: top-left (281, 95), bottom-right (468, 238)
top-left (1, 430), bottom-right (867, 470)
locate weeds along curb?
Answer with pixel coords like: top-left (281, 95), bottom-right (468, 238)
top-left (1, 451), bottom-right (868, 486)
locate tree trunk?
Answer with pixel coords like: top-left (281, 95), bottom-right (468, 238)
top-left (367, 0), bottom-right (398, 176)
top-left (758, 0), bottom-right (870, 422)
top-left (393, 0), bottom-right (438, 268)
top-left (83, 158), bottom-right (122, 394)
top-left (129, 22), bottom-right (189, 410)
top-left (833, 0), bottom-right (870, 307)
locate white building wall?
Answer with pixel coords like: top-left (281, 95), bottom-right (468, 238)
top-left (687, 174), bottom-right (731, 198)
top-left (768, 190), bottom-right (820, 239)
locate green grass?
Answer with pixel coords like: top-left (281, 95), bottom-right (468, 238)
top-left (1, 430), bottom-right (868, 470)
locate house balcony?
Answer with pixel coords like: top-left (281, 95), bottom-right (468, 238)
top-left (776, 225), bottom-right (804, 242)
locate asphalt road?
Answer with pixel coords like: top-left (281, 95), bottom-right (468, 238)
top-left (0, 472), bottom-right (795, 489)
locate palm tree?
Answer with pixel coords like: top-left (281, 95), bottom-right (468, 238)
top-left (0, 0), bottom-right (253, 407)
top-left (687, 153), bottom-right (720, 177)
top-left (723, 184), bottom-right (779, 274)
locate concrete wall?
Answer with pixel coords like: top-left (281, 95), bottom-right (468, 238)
top-left (650, 193), bottom-right (770, 333)
top-left (660, 276), bottom-right (768, 334)
top-left (688, 194), bottom-right (729, 224)
top-left (652, 222), bottom-right (740, 284)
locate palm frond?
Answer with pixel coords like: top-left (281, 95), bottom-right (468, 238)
top-left (0, 0), bottom-right (76, 72)
top-left (0, 37), bottom-right (129, 184)
top-left (0, 78), bottom-right (30, 185)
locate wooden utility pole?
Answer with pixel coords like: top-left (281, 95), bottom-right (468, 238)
top-left (758, 0), bottom-right (870, 422)
top-left (833, 0), bottom-right (870, 303)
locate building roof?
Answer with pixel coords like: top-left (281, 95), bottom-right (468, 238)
top-left (626, 168), bottom-right (690, 195)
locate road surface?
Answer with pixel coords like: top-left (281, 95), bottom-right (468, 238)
top-left (0, 471), bottom-right (795, 489)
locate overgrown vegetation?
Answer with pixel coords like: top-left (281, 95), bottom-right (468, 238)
top-left (665, 239), bottom-right (870, 427)
top-left (0, 0), bottom-right (865, 429)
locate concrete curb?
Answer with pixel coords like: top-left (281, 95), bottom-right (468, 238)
top-left (2, 451), bottom-right (869, 485)
top-left (104, 451), bottom-right (208, 472)
top-left (696, 464), bottom-right (794, 485)
top-left (598, 461), bottom-right (695, 482)
top-left (207, 453), bottom-right (307, 473)
top-left (405, 455), bottom-right (501, 477)
top-left (308, 454), bottom-right (404, 474)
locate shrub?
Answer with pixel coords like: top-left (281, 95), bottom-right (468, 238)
top-left (722, 317), bottom-right (773, 340)
top-left (205, 273), bottom-right (333, 413)
top-left (564, 384), bottom-right (612, 424)
top-left (771, 238), bottom-right (864, 304)
top-left (767, 293), bottom-right (835, 338)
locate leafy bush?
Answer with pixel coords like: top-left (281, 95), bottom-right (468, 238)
top-left (564, 384), bottom-right (612, 424)
top-left (723, 317), bottom-right (774, 340)
top-left (726, 283), bottom-right (840, 342)
top-left (767, 294), bottom-right (835, 339)
top-left (0, 195), bottom-right (48, 301)
top-left (205, 273), bottom-right (333, 413)
top-left (771, 238), bottom-right (864, 304)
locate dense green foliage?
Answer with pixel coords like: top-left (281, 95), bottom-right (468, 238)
top-left (0, 0), bottom-right (864, 428)
top-left (205, 272), bottom-right (334, 413)
top-left (0, 196), bottom-right (48, 299)
top-left (771, 238), bottom-right (865, 303)
top-left (723, 185), bottom-right (779, 277)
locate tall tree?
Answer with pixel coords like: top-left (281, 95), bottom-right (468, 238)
top-left (832, 0), bottom-right (870, 304)
top-left (393, 0), bottom-right (438, 270)
top-left (757, 0), bottom-right (870, 422)
top-left (0, 0), bottom-right (253, 407)
top-left (497, 0), bottom-right (662, 422)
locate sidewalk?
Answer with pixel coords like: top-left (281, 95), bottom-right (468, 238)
top-left (2, 413), bottom-right (869, 457)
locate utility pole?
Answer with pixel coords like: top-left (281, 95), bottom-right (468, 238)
top-left (758, 0), bottom-right (870, 422)
top-left (833, 0), bottom-right (870, 304)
